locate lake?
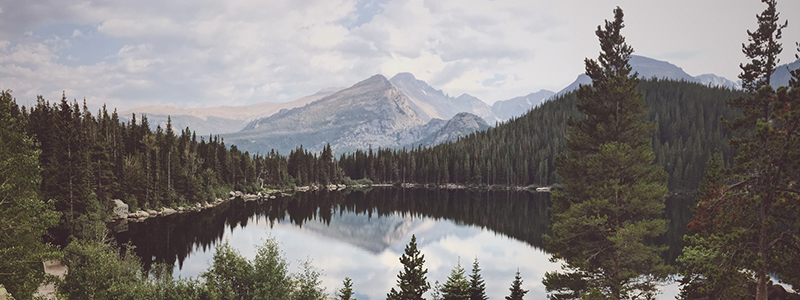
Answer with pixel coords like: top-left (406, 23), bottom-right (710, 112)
top-left (113, 188), bottom-right (691, 300)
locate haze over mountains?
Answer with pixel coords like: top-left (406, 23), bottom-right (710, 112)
top-left (223, 75), bottom-right (491, 154)
top-left (119, 55), bottom-right (798, 155)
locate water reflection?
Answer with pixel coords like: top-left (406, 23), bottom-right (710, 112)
top-left (112, 188), bottom-right (691, 300)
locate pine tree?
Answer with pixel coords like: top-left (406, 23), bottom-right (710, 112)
top-left (543, 7), bottom-right (669, 300)
top-left (337, 277), bottom-right (355, 300)
top-left (468, 258), bottom-right (487, 300)
top-left (0, 90), bottom-right (60, 299)
top-left (505, 270), bottom-right (528, 300)
top-left (681, 1), bottom-right (800, 298)
top-left (441, 260), bottom-right (470, 300)
top-left (387, 235), bottom-right (430, 300)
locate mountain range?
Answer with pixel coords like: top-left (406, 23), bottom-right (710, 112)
top-left (555, 55), bottom-right (741, 97)
top-left (121, 56), bottom-right (798, 155)
top-left (222, 75), bottom-right (490, 154)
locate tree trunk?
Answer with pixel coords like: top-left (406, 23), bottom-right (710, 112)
top-left (755, 193), bottom-right (770, 300)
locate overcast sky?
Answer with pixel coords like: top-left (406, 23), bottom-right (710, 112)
top-left (1, 0), bottom-right (799, 111)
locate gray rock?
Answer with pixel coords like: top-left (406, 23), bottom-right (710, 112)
top-left (112, 199), bottom-right (129, 219)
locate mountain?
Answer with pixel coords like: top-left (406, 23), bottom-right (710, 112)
top-left (411, 112), bottom-right (491, 147)
top-left (225, 75), bottom-right (427, 154)
top-left (389, 73), bottom-right (497, 123)
top-left (556, 55), bottom-right (740, 96)
top-left (770, 59), bottom-right (800, 88)
top-left (695, 73), bottom-right (740, 89)
top-left (491, 90), bottom-right (556, 122)
top-left (119, 88), bottom-right (339, 135)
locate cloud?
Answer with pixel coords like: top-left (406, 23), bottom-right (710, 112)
top-left (1, 0), bottom-right (799, 111)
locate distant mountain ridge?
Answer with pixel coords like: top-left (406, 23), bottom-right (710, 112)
top-left (222, 75), bottom-right (493, 154)
top-left (389, 73), bottom-right (497, 124)
top-left (115, 55), bottom-right (788, 156)
top-left (119, 88), bottom-right (340, 135)
top-left (556, 55), bottom-right (741, 98)
top-left (491, 90), bottom-right (556, 122)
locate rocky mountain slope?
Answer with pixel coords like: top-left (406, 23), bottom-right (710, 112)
top-left (389, 73), bottom-right (497, 123)
top-left (411, 112), bottom-right (491, 147)
top-left (225, 75), bottom-right (429, 154)
top-left (119, 88), bottom-right (339, 135)
top-left (556, 55), bottom-right (741, 97)
top-left (491, 90), bottom-right (556, 122)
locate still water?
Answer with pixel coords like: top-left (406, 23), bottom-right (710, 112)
top-left (113, 188), bottom-right (691, 300)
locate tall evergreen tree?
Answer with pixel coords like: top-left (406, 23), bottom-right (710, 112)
top-left (468, 258), bottom-right (488, 300)
top-left (505, 270), bottom-right (528, 300)
top-left (0, 90), bottom-right (60, 299)
top-left (543, 7), bottom-right (669, 300)
top-left (387, 235), bottom-right (430, 300)
top-left (441, 260), bottom-right (470, 300)
top-left (680, 1), bottom-right (800, 298)
top-left (337, 277), bottom-right (355, 300)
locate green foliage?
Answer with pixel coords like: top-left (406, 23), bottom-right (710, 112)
top-left (678, 1), bottom-right (800, 298)
top-left (203, 241), bottom-right (255, 300)
top-left (292, 259), bottom-right (326, 300)
top-left (543, 7), bottom-right (670, 300)
top-left (505, 270), bottom-right (528, 300)
top-left (252, 237), bottom-right (292, 300)
top-left (388, 235), bottom-right (430, 300)
top-left (0, 90), bottom-right (61, 299)
top-left (441, 260), bottom-right (470, 300)
top-left (468, 258), bottom-right (487, 300)
top-left (59, 239), bottom-right (155, 300)
top-left (336, 277), bottom-right (355, 300)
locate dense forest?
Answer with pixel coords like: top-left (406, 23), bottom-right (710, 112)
top-left (339, 79), bottom-right (744, 192)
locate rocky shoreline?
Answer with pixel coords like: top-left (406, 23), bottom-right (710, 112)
top-left (108, 184), bottom-right (354, 225)
top-left (107, 182), bottom-right (550, 229)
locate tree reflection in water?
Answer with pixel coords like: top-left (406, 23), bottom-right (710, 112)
top-left (112, 188), bottom-right (690, 274)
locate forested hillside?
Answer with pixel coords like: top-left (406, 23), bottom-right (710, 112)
top-left (16, 92), bottom-right (345, 243)
top-left (340, 79), bottom-right (745, 192)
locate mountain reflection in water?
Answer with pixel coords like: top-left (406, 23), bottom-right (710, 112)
top-left (113, 188), bottom-right (691, 300)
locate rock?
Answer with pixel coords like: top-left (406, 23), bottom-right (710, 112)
top-left (177, 207), bottom-right (185, 211)
top-left (195, 203), bottom-right (202, 208)
top-left (205, 203), bottom-right (213, 209)
top-left (229, 191), bottom-right (236, 198)
top-left (162, 208), bottom-right (176, 216)
top-left (269, 195), bottom-right (276, 199)
top-left (147, 210), bottom-right (158, 216)
top-left (112, 199), bottom-right (129, 219)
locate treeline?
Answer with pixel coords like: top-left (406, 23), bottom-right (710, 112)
top-left (339, 79), bottom-right (744, 192)
top-left (57, 233), bottom-right (527, 300)
top-left (16, 93), bottom-right (351, 242)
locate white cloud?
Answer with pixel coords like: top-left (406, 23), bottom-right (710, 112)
top-left (0, 0), bottom-right (799, 111)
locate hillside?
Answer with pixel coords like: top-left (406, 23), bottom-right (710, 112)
top-left (340, 79), bottom-right (745, 192)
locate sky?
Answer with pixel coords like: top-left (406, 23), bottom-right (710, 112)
top-left (1, 0), bottom-right (800, 111)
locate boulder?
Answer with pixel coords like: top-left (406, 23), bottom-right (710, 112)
top-left (112, 199), bottom-right (129, 219)
top-left (162, 208), bottom-right (176, 216)
top-left (147, 210), bottom-right (158, 217)
top-left (229, 191), bottom-right (236, 198)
